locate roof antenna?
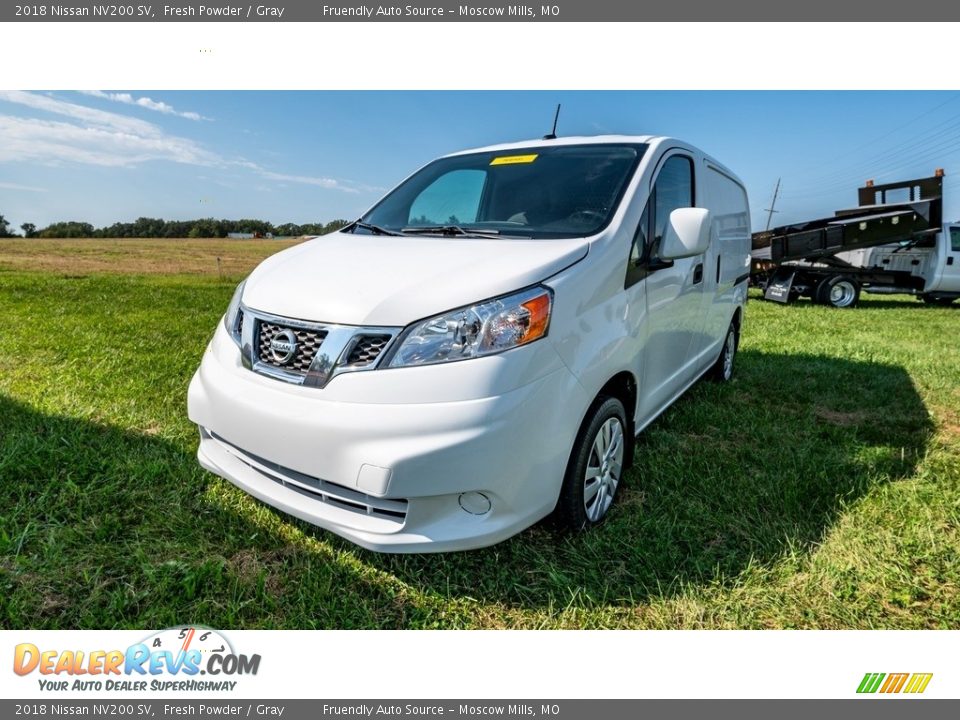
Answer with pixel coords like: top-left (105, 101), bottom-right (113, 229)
top-left (543, 104), bottom-right (561, 140)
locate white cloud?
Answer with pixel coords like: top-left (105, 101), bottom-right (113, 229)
top-left (0, 90), bottom-right (158, 136)
top-left (78, 90), bottom-right (210, 121)
top-left (0, 115), bottom-right (219, 167)
top-left (0, 181), bottom-right (47, 192)
top-left (258, 169), bottom-right (351, 191)
top-left (222, 159), bottom-right (374, 193)
top-left (0, 91), bottom-right (372, 194)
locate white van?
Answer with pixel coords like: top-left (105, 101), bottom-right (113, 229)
top-left (188, 135), bottom-right (752, 552)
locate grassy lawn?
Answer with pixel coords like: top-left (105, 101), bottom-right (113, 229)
top-left (1, 240), bottom-right (958, 629)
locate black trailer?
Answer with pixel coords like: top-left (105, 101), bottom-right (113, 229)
top-left (752, 173), bottom-right (945, 307)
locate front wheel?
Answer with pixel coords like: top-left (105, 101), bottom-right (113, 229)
top-left (555, 397), bottom-right (628, 531)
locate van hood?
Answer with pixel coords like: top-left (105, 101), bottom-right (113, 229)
top-left (241, 231), bottom-right (589, 326)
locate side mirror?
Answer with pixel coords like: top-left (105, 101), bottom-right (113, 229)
top-left (659, 207), bottom-right (711, 260)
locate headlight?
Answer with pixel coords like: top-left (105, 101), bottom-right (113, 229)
top-left (223, 279), bottom-right (246, 346)
top-left (388, 286), bottom-right (553, 368)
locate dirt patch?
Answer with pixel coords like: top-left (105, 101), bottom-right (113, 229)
top-left (939, 422), bottom-right (960, 440)
top-left (40, 592), bottom-right (69, 617)
top-left (815, 408), bottom-right (866, 426)
top-left (140, 422), bottom-right (163, 436)
top-left (227, 548), bottom-right (292, 595)
top-left (929, 405), bottom-right (960, 441)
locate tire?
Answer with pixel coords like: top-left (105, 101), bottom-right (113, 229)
top-left (555, 396), bottom-right (628, 531)
top-left (708, 321), bottom-right (738, 382)
top-left (815, 275), bottom-right (860, 308)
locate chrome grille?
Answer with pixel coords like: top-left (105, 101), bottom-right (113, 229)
top-left (346, 334), bottom-right (392, 366)
top-left (256, 321), bottom-right (326, 374)
top-left (239, 305), bottom-right (399, 388)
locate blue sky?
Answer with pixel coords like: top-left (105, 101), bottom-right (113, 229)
top-left (2, 90), bottom-right (960, 232)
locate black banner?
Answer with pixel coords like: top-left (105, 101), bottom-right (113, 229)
top-left (3, 0), bottom-right (951, 22)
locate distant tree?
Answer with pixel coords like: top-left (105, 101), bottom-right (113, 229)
top-left (0, 214), bottom-right (15, 238)
top-left (188, 218), bottom-right (219, 238)
top-left (274, 222), bottom-right (302, 237)
top-left (132, 217), bottom-right (166, 238)
top-left (323, 219), bottom-right (350, 233)
top-left (27, 216), bottom-right (345, 239)
top-left (38, 221), bottom-right (95, 238)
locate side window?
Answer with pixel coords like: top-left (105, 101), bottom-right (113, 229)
top-left (408, 169), bottom-right (486, 226)
top-left (626, 154), bottom-right (694, 287)
top-left (651, 155), bottom-right (694, 259)
top-left (951, 227), bottom-right (960, 252)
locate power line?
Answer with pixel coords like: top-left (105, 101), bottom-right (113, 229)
top-left (785, 111), bottom-right (960, 194)
top-left (785, 92), bottom-right (960, 181)
top-left (783, 135), bottom-right (960, 201)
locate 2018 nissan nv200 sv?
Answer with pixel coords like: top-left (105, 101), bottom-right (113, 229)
top-left (187, 135), bottom-right (752, 552)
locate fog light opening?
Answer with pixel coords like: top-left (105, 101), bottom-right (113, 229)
top-left (458, 492), bottom-right (492, 516)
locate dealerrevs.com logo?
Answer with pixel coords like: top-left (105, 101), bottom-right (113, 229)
top-left (857, 673), bottom-right (933, 695)
top-left (13, 627), bottom-right (261, 693)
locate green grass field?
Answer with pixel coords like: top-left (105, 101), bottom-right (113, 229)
top-left (1, 242), bottom-right (958, 629)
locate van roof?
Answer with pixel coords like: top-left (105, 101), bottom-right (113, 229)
top-left (444, 135), bottom-right (661, 157)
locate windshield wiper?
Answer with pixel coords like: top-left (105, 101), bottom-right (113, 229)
top-left (401, 225), bottom-right (505, 239)
top-left (345, 219), bottom-right (406, 237)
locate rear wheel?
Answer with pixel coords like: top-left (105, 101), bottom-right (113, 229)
top-left (555, 397), bottom-right (627, 531)
top-left (816, 275), bottom-right (860, 308)
top-left (920, 294), bottom-right (956, 306)
top-left (708, 322), bottom-right (738, 382)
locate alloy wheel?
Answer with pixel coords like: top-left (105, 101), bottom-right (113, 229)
top-left (583, 417), bottom-right (624, 522)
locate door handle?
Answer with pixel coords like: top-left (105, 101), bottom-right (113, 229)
top-left (693, 263), bottom-right (703, 284)
top-left (949, 256), bottom-right (955, 265)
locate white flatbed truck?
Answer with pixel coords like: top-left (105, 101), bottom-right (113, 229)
top-left (752, 171), bottom-right (960, 307)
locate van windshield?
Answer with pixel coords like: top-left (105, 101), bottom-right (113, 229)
top-left (357, 144), bottom-right (645, 239)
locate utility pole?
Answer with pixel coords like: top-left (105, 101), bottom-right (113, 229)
top-left (764, 177), bottom-right (781, 231)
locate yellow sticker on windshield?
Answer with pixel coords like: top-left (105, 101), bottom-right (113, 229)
top-left (490, 154), bottom-right (539, 166)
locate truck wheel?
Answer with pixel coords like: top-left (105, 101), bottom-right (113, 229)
top-left (920, 294), bottom-right (956, 306)
top-left (555, 396), bottom-right (627, 531)
top-left (708, 322), bottom-right (738, 382)
top-left (816, 276), bottom-right (860, 308)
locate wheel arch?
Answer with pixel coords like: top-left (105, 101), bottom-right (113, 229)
top-left (731, 305), bottom-right (743, 346)
top-left (588, 371), bottom-right (638, 469)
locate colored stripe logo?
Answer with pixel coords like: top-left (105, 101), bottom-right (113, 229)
top-left (857, 672), bottom-right (933, 694)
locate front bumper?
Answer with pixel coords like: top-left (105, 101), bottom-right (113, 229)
top-left (188, 325), bottom-right (589, 552)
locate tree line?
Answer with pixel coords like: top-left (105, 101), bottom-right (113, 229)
top-left (0, 214), bottom-right (350, 239)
